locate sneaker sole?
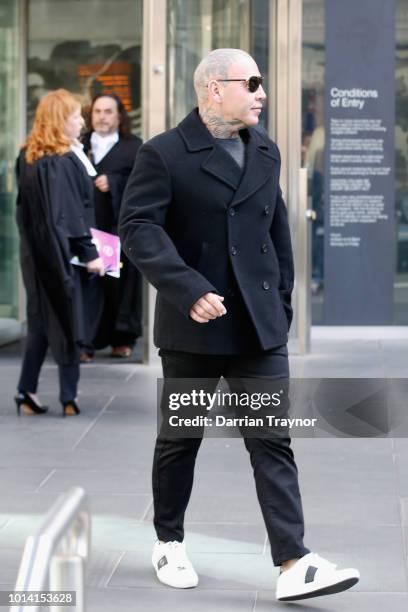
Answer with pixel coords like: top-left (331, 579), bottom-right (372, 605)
top-left (277, 576), bottom-right (359, 601)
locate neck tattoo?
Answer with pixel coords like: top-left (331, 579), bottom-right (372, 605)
top-left (199, 107), bottom-right (242, 139)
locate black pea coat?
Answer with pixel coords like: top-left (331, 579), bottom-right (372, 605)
top-left (82, 133), bottom-right (143, 346)
top-left (119, 108), bottom-right (294, 355)
top-left (16, 150), bottom-right (99, 364)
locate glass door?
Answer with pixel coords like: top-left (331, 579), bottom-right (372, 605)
top-left (0, 0), bottom-right (23, 342)
top-left (166, 0), bottom-right (271, 130)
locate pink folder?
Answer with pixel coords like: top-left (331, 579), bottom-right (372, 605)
top-left (90, 228), bottom-right (121, 278)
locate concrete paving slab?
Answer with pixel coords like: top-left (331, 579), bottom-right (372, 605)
top-left (297, 452), bottom-right (398, 497)
top-left (2, 336), bottom-right (408, 609)
top-left (184, 524), bottom-right (266, 554)
top-left (70, 413), bottom-right (156, 451)
top-left (301, 490), bottom-right (400, 527)
top-left (194, 438), bottom-right (259, 472)
top-left (88, 494), bottom-right (152, 519)
top-left (0, 448), bottom-right (152, 470)
top-left (87, 550), bottom-right (124, 588)
top-left (0, 515), bottom-right (43, 547)
top-left (392, 443), bottom-right (408, 496)
top-left (0, 547), bottom-right (22, 589)
top-left (0, 467), bottom-right (53, 493)
top-left (255, 591), bottom-right (408, 612)
top-left (146, 469), bottom-right (263, 524)
top-left (0, 492), bottom-right (60, 514)
top-left (86, 586), bottom-right (256, 612)
top-left (92, 519), bottom-right (155, 551)
top-left (39, 468), bottom-right (151, 496)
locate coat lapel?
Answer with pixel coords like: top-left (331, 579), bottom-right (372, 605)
top-left (178, 109), bottom-right (241, 190)
top-left (177, 108), bottom-right (279, 201)
top-left (201, 145), bottom-right (242, 190)
top-left (229, 129), bottom-right (279, 207)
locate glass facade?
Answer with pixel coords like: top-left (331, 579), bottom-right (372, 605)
top-left (27, 0), bottom-right (143, 135)
top-left (166, 0), bottom-right (270, 130)
top-left (1, 0), bottom-right (406, 338)
top-left (0, 0), bottom-right (22, 325)
top-left (395, 0), bottom-right (408, 323)
top-left (302, 0), bottom-right (408, 324)
top-left (302, 0), bottom-right (325, 323)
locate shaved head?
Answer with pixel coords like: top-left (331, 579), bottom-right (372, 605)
top-left (193, 48), bottom-right (253, 104)
top-left (194, 48), bottom-right (265, 138)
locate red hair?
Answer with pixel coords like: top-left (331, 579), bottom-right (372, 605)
top-left (25, 89), bottom-right (81, 164)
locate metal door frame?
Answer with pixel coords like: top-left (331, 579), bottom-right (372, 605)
top-left (269, 0), bottom-right (310, 353)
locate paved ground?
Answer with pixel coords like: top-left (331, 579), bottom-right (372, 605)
top-left (1, 332), bottom-right (408, 611)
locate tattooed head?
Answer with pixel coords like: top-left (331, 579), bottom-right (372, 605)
top-left (194, 48), bottom-right (266, 137)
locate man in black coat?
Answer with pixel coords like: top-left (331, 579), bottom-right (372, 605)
top-left (82, 94), bottom-right (143, 359)
top-left (119, 49), bottom-right (359, 601)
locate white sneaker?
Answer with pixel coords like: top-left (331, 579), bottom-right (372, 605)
top-left (276, 552), bottom-right (360, 601)
top-left (152, 540), bottom-right (199, 588)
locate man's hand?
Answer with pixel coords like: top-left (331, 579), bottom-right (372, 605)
top-left (190, 292), bottom-right (227, 323)
top-left (86, 257), bottom-right (105, 276)
top-left (94, 174), bottom-right (110, 192)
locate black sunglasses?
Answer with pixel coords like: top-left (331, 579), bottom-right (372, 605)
top-left (217, 75), bottom-right (264, 93)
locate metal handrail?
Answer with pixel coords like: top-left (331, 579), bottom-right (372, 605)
top-left (10, 487), bottom-right (90, 612)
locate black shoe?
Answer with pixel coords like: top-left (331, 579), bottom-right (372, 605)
top-left (15, 392), bottom-right (49, 416)
top-left (62, 399), bottom-right (81, 417)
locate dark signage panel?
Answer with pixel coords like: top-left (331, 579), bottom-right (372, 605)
top-left (324, 0), bottom-right (395, 324)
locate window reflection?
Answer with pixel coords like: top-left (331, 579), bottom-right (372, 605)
top-left (302, 0), bottom-right (325, 323)
top-left (0, 0), bottom-right (21, 321)
top-left (28, 0), bottom-right (143, 135)
top-left (395, 0), bottom-right (408, 323)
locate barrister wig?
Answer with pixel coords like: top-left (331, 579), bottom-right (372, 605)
top-left (25, 89), bottom-right (81, 164)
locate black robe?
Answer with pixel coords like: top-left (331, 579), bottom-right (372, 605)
top-left (82, 133), bottom-right (143, 347)
top-left (16, 150), bottom-right (100, 364)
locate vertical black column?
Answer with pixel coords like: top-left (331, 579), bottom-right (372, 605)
top-left (324, 0), bottom-right (396, 324)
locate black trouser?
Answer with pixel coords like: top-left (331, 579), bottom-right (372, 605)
top-left (153, 346), bottom-right (310, 566)
top-left (18, 331), bottom-right (79, 403)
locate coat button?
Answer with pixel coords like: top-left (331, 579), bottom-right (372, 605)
top-left (229, 208), bottom-right (236, 216)
top-left (231, 246), bottom-right (237, 256)
top-left (261, 244), bottom-right (268, 254)
top-left (262, 280), bottom-right (270, 290)
top-left (264, 205), bottom-right (270, 215)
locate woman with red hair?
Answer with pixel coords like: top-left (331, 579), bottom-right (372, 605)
top-left (15, 89), bottom-right (105, 416)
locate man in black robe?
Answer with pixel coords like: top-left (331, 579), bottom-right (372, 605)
top-left (82, 94), bottom-right (143, 358)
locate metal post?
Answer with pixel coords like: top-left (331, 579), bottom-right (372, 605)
top-left (49, 556), bottom-right (84, 612)
top-left (10, 487), bottom-right (90, 612)
top-left (297, 168), bottom-right (315, 354)
top-left (141, 0), bottom-right (167, 364)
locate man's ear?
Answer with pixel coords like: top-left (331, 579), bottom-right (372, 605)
top-left (207, 80), bottom-right (223, 104)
